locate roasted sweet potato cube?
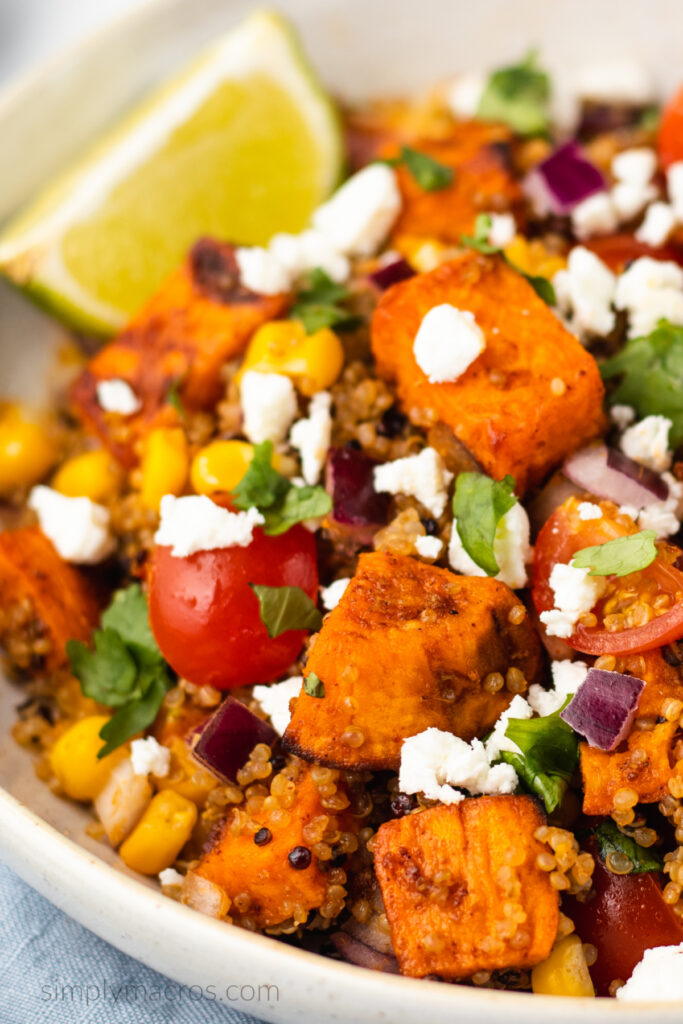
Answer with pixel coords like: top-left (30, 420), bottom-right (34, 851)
top-left (70, 238), bottom-right (288, 466)
top-left (581, 651), bottom-right (683, 815)
top-left (0, 527), bottom-right (101, 673)
top-left (374, 796), bottom-right (558, 979)
top-left (283, 551), bottom-right (542, 771)
top-left (371, 252), bottom-right (605, 494)
top-left (193, 761), bottom-right (355, 929)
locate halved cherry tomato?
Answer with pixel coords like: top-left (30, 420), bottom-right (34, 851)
top-left (532, 496), bottom-right (683, 655)
top-left (148, 524), bottom-right (318, 690)
top-left (659, 84), bottom-right (683, 168)
top-left (585, 233), bottom-right (683, 273)
top-left (565, 838), bottom-right (683, 996)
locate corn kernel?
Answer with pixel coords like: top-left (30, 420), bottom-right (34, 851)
top-left (139, 428), bottom-right (188, 511)
top-left (191, 440), bottom-right (255, 496)
top-left (53, 449), bottom-right (122, 503)
top-left (0, 407), bottom-right (57, 494)
top-left (238, 319), bottom-right (344, 396)
top-left (119, 790), bottom-right (198, 875)
top-left (49, 716), bottom-right (127, 802)
top-left (504, 235), bottom-right (567, 280)
top-left (531, 934), bottom-right (595, 997)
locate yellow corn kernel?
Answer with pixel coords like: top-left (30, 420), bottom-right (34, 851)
top-left (504, 235), bottom-right (567, 281)
top-left (49, 715), bottom-right (127, 802)
top-left (190, 439), bottom-right (288, 496)
top-left (531, 935), bottom-right (595, 997)
top-left (238, 319), bottom-right (344, 396)
top-left (53, 449), bottom-right (122, 503)
top-left (0, 406), bottom-right (57, 494)
top-left (156, 736), bottom-right (217, 805)
top-left (139, 427), bottom-right (188, 511)
top-left (119, 790), bottom-right (198, 875)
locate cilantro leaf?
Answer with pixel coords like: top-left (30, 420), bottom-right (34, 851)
top-left (400, 147), bottom-right (454, 191)
top-left (601, 320), bottom-right (683, 446)
top-left (572, 531), bottom-right (658, 578)
top-left (524, 273), bottom-right (556, 305)
top-left (499, 751), bottom-right (568, 814)
top-left (101, 583), bottom-right (163, 668)
top-left (249, 584), bottom-right (323, 638)
top-left (500, 710), bottom-right (579, 813)
top-left (166, 377), bottom-right (185, 420)
top-left (232, 441), bottom-right (290, 512)
top-left (477, 51), bottom-right (550, 136)
top-left (593, 820), bottom-right (662, 874)
top-left (452, 472), bottom-right (517, 576)
top-left (303, 672), bottom-right (325, 698)
top-left (291, 268), bottom-right (360, 335)
top-left (66, 630), bottom-right (138, 708)
top-left (460, 214), bottom-right (556, 304)
top-left (262, 484), bottom-right (332, 536)
top-left (97, 671), bottom-right (172, 759)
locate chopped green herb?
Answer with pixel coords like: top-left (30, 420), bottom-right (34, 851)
top-left (477, 50), bottom-right (550, 136)
top-left (639, 106), bottom-right (660, 133)
top-left (500, 709), bottom-right (579, 813)
top-left (261, 483), bottom-right (332, 536)
top-left (523, 273), bottom-right (556, 305)
top-left (601, 320), bottom-right (683, 446)
top-left (400, 147), bottom-right (454, 191)
top-left (291, 267), bottom-right (360, 334)
top-left (303, 672), bottom-right (325, 698)
top-left (460, 214), bottom-right (556, 305)
top-left (166, 377), bottom-right (185, 419)
top-left (572, 530), bottom-right (658, 578)
top-left (249, 583), bottom-right (323, 639)
top-left (232, 440), bottom-right (331, 535)
top-left (593, 819), bottom-right (662, 874)
top-left (452, 472), bottom-right (517, 576)
top-left (66, 629), bottom-right (138, 708)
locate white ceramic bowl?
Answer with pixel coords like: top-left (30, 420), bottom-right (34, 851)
top-left (2, 0), bottom-right (682, 1019)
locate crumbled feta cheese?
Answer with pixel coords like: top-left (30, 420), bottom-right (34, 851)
top-left (611, 181), bottom-right (658, 222)
top-left (154, 495), bottom-right (264, 557)
top-left (289, 391), bottom-right (332, 485)
top-left (130, 737), bottom-right (171, 778)
top-left (574, 60), bottom-right (655, 105)
top-left (578, 502), bottom-right (603, 520)
top-left (320, 577), bottom-right (351, 611)
top-left (398, 728), bottom-right (518, 804)
top-left (612, 148), bottom-right (657, 187)
top-left (448, 501), bottom-right (531, 590)
top-left (667, 162), bottom-right (683, 221)
top-left (413, 304), bottom-right (486, 383)
top-left (312, 164), bottom-right (402, 257)
top-left (636, 202), bottom-right (677, 247)
top-left (252, 676), bottom-right (302, 735)
top-left (96, 378), bottom-right (142, 416)
top-left (620, 414), bottom-right (672, 473)
top-left (28, 486), bottom-right (115, 565)
top-left (631, 472), bottom-right (683, 538)
top-left (373, 447), bottom-right (453, 518)
top-left (268, 229), bottom-right (349, 285)
top-left (552, 246), bottom-right (616, 340)
top-left (539, 562), bottom-right (607, 639)
top-left (446, 72), bottom-right (485, 119)
top-left (484, 695), bottom-right (533, 761)
top-left (610, 404), bottom-right (636, 430)
top-left (240, 370), bottom-right (298, 444)
top-left (235, 246), bottom-right (291, 295)
top-left (528, 660), bottom-right (589, 717)
top-left (571, 192), bottom-right (618, 240)
top-left (414, 534), bottom-right (443, 560)
top-left (617, 943), bottom-right (683, 1001)
top-left (614, 257), bottom-right (683, 338)
top-left (486, 212), bottom-right (516, 249)
top-left (159, 868), bottom-right (184, 888)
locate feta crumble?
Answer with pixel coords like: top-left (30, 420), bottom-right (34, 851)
top-left (320, 577), bottom-right (351, 611)
top-left (486, 212), bottom-right (516, 249)
top-left (159, 868), bottom-right (184, 888)
top-left (620, 414), bottom-right (672, 473)
top-left (552, 246), bottom-right (616, 340)
top-left (312, 164), bottom-right (402, 257)
top-left (131, 737), bottom-right (171, 778)
top-left (446, 73), bottom-right (486, 119)
top-left (614, 257), bottom-right (683, 338)
top-left (617, 943), bottom-right (683, 1001)
top-left (611, 181), bottom-right (658, 222)
top-left (268, 229), bottom-right (349, 285)
top-left (539, 562), bottom-right (608, 639)
top-left (528, 660), bottom-right (589, 718)
top-left (667, 162), bottom-right (683, 221)
top-left (289, 391), bottom-right (332, 485)
top-left (484, 695), bottom-right (533, 761)
top-left (96, 378), bottom-right (142, 416)
top-left (635, 202), bottom-right (677, 248)
top-left (571, 192), bottom-right (618, 240)
top-left (413, 304), bottom-right (486, 383)
top-left (578, 502), bottom-right (603, 520)
top-left (623, 471), bottom-right (683, 538)
top-left (610, 404), bottom-right (636, 430)
top-left (398, 728), bottom-right (518, 805)
top-left (448, 501), bottom-right (531, 590)
top-left (28, 486), bottom-right (115, 565)
top-left (373, 447), bottom-right (453, 518)
top-left (240, 371), bottom-right (298, 445)
top-left (252, 676), bottom-right (302, 735)
top-left (414, 534), bottom-right (443, 560)
top-left (235, 246), bottom-right (291, 295)
top-left (154, 495), bottom-right (264, 557)
top-left (612, 148), bottom-right (657, 187)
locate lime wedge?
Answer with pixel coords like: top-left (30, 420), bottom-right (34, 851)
top-left (0, 12), bottom-right (343, 334)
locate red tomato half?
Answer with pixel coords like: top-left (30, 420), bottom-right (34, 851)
top-left (148, 524), bottom-right (318, 689)
top-left (659, 84), bottom-right (683, 168)
top-left (565, 839), bottom-right (683, 996)
top-left (532, 496), bottom-right (683, 655)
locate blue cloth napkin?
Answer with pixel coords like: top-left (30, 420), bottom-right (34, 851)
top-left (0, 861), bottom-right (265, 1024)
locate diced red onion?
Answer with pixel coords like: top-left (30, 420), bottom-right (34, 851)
top-left (369, 257), bottom-right (415, 291)
top-left (528, 471), bottom-right (584, 537)
top-left (326, 446), bottom-right (390, 544)
top-left (189, 696), bottom-right (277, 784)
top-left (560, 668), bottom-right (645, 750)
top-left (524, 141), bottom-right (606, 216)
top-left (564, 444), bottom-right (669, 507)
top-left (330, 932), bottom-right (400, 973)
